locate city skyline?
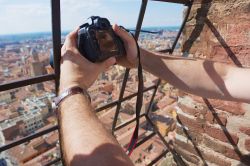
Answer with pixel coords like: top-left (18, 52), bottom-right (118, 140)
top-left (0, 0), bottom-right (185, 35)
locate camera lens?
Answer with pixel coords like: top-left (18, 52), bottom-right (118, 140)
top-left (98, 18), bottom-right (110, 28)
top-left (89, 29), bottom-right (95, 36)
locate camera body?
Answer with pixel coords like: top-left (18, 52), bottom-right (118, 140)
top-left (78, 16), bottom-right (125, 62)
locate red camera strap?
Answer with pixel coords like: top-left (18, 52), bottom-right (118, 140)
top-left (123, 29), bottom-right (144, 156)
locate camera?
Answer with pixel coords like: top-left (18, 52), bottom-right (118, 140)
top-left (78, 16), bottom-right (125, 62)
top-left (50, 16), bottom-right (125, 68)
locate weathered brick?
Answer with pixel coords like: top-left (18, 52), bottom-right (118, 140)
top-left (175, 139), bottom-right (200, 157)
top-left (226, 23), bottom-right (250, 46)
top-left (189, 96), bottom-right (246, 115)
top-left (176, 125), bottom-right (203, 144)
top-left (180, 1), bottom-right (250, 165)
top-left (205, 111), bottom-right (227, 126)
top-left (204, 100), bottom-right (246, 115)
top-left (203, 135), bottom-right (240, 160)
top-left (240, 127), bottom-right (250, 137)
top-left (245, 139), bottom-right (250, 152)
top-left (177, 114), bottom-right (205, 133)
top-left (175, 139), bottom-right (232, 166)
top-left (175, 146), bottom-right (201, 164)
top-left (156, 96), bottom-right (176, 110)
top-left (203, 152), bottom-right (231, 166)
top-left (178, 103), bottom-right (207, 117)
top-left (205, 125), bottom-right (239, 145)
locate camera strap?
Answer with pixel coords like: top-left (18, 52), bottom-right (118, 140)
top-left (121, 28), bottom-right (144, 156)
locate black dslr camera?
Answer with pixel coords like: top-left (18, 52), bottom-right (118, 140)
top-left (78, 16), bottom-right (125, 62)
top-left (49, 16), bottom-right (125, 67)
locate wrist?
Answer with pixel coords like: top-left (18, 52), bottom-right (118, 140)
top-left (53, 86), bottom-right (91, 111)
top-left (59, 81), bottom-right (87, 95)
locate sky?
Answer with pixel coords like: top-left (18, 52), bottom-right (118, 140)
top-left (0, 0), bottom-right (185, 35)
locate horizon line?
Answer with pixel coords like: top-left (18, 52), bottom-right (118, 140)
top-left (0, 25), bottom-right (181, 36)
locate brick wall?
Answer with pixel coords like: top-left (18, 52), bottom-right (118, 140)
top-left (175, 0), bottom-right (250, 165)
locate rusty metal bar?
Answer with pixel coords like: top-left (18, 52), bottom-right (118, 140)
top-left (145, 115), bottom-right (186, 166)
top-left (44, 158), bottom-right (61, 166)
top-left (51, 0), bottom-right (61, 93)
top-left (114, 114), bottom-right (146, 131)
top-left (0, 74), bottom-right (55, 92)
top-left (152, 0), bottom-right (191, 6)
top-left (0, 125), bottom-right (59, 152)
top-left (154, 0), bottom-right (193, 54)
top-left (134, 132), bottom-right (156, 148)
top-left (146, 79), bottom-right (161, 115)
top-left (147, 149), bottom-right (170, 166)
top-left (111, 69), bottom-right (130, 133)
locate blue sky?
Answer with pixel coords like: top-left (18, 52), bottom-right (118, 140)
top-left (0, 0), bottom-right (185, 35)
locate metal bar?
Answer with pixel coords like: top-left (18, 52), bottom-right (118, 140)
top-left (0, 74), bottom-right (55, 92)
top-left (111, 69), bottom-right (130, 133)
top-left (111, 0), bottom-right (148, 135)
top-left (147, 149), bottom-right (169, 166)
top-left (96, 85), bottom-right (156, 113)
top-left (135, 0), bottom-right (148, 40)
top-left (114, 114), bottom-right (146, 131)
top-left (145, 115), bottom-right (186, 166)
top-left (44, 158), bottom-right (61, 166)
top-left (0, 85), bottom-right (155, 152)
top-left (169, 0), bottom-right (193, 53)
top-left (0, 125), bottom-right (58, 152)
top-left (155, 0), bottom-right (193, 54)
top-left (152, 0), bottom-right (191, 5)
top-left (134, 132), bottom-right (156, 148)
top-left (51, 0), bottom-right (61, 94)
top-left (146, 79), bottom-right (161, 115)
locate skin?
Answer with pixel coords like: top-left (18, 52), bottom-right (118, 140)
top-left (113, 24), bottom-right (250, 103)
top-left (59, 28), bottom-right (133, 166)
top-left (59, 25), bottom-right (250, 165)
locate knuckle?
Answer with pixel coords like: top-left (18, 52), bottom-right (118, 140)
top-left (66, 34), bottom-right (74, 41)
top-left (65, 34), bottom-right (71, 40)
top-left (64, 47), bottom-right (74, 55)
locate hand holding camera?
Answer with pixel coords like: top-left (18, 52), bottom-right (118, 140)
top-left (60, 16), bottom-right (142, 154)
top-left (60, 16), bottom-right (137, 92)
top-left (60, 28), bottom-right (116, 93)
top-left (77, 16), bottom-right (138, 68)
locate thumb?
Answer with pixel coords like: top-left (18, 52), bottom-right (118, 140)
top-left (99, 57), bottom-right (116, 71)
top-left (113, 24), bottom-right (133, 43)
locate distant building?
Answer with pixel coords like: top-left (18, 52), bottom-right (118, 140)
top-left (30, 48), bottom-right (39, 62)
top-left (22, 111), bottom-right (44, 134)
top-left (21, 94), bottom-right (53, 119)
top-left (0, 119), bottom-right (24, 140)
top-left (30, 62), bottom-right (44, 90)
top-left (0, 110), bottom-right (44, 140)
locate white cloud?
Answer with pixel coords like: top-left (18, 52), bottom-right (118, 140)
top-left (0, 1), bottom-right (51, 34)
top-left (0, 0), bottom-right (183, 34)
top-left (4, 4), bottom-right (50, 16)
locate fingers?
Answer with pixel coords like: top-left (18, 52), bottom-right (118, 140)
top-left (64, 27), bottom-right (79, 49)
top-left (113, 24), bottom-right (134, 44)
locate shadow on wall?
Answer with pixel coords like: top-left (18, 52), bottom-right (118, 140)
top-left (182, 0), bottom-right (213, 54)
top-left (182, 0), bottom-right (243, 67)
top-left (180, 0), bottom-right (250, 165)
top-left (203, 98), bottom-right (250, 165)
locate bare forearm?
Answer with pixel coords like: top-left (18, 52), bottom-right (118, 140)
top-left (141, 48), bottom-right (250, 103)
top-left (59, 94), bottom-right (133, 166)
